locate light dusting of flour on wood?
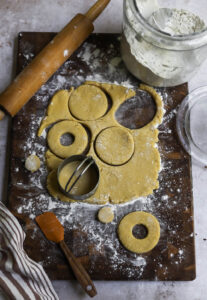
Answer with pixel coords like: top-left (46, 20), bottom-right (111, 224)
top-left (12, 35), bottom-right (190, 280)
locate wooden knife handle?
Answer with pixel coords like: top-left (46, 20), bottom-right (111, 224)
top-left (59, 240), bottom-right (97, 297)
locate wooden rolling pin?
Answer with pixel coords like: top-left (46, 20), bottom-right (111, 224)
top-left (0, 0), bottom-right (110, 120)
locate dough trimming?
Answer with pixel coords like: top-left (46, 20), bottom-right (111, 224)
top-left (25, 154), bottom-right (41, 173)
top-left (98, 206), bottom-right (114, 223)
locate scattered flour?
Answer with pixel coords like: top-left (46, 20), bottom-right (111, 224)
top-left (10, 35), bottom-right (192, 280)
top-left (63, 49), bottom-right (69, 57)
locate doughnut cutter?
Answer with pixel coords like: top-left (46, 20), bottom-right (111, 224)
top-left (57, 155), bottom-right (100, 201)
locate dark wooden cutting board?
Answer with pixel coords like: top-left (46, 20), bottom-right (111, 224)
top-left (6, 32), bottom-right (195, 281)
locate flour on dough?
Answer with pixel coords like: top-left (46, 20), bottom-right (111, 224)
top-left (38, 82), bottom-right (163, 204)
top-left (95, 126), bottom-right (134, 166)
top-left (69, 84), bottom-right (108, 121)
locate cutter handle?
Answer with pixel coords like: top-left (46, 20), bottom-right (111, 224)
top-left (59, 240), bottom-right (97, 297)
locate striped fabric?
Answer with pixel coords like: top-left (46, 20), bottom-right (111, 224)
top-left (0, 202), bottom-right (59, 300)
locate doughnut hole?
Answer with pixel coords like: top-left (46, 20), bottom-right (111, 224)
top-left (60, 133), bottom-right (75, 146)
top-left (132, 224), bottom-right (148, 239)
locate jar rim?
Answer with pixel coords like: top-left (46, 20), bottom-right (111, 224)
top-left (176, 86), bottom-right (207, 165)
top-left (129, 0), bottom-right (207, 42)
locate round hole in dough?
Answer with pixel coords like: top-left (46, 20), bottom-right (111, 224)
top-left (69, 84), bottom-right (108, 121)
top-left (60, 133), bottom-right (75, 146)
top-left (132, 224), bottom-right (148, 239)
top-left (47, 120), bottom-right (88, 159)
top-left (98, 206), bottom-right (114, 223)
top-left (95, 126), bottom-right (134, 166)
top-left (118, 211), bottom-right (160, 254)
top-left (115, 90), bottom-right (157, 129)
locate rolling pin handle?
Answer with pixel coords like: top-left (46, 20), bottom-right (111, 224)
top-left (86, 0), bottom-right (111, 22)
top-left (0, 109), bottom-right (5, 120)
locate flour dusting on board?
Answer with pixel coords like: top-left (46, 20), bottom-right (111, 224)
top-left (11, 34), bottom-right (193, 280)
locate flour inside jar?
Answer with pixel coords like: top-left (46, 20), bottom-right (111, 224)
top-left (121, 0), bottom-right (207, 86)
top-left (148, 8), bottom-right (206, 36)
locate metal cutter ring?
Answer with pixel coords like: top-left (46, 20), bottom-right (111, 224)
top-left (57, 155), bottom-right (100, 201)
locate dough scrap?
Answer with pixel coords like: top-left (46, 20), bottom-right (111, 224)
top-left (98, 206), bottom-right (114, 223)
top-left (47, 120), bottom-right (88, 159)
top-left (118, 211), bottom-right (160, 254)
top-left (39, 82), bottom-right (163, 204)
top-left (95, 126), bottom-right (134, 166)
top-left (25, 154), bottom-right (41, 173)
top-left (69, 84), bottom-right (108, 121)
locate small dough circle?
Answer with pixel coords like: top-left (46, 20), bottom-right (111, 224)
top-left (95, 126), bottom-right (134, 166)
top-left (25, 154), bottom-right (41, 173)
top-left (118, 211), bottom-right (160, 254)
top-left (98, 206), bottom-right (114, 223)
top-left (47, 120), bottom-right (88, 159)
top-left (69, 85), bottom-right (108, 121)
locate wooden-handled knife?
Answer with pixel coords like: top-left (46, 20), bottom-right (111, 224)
top-left (36, 212), bottom-right (97, 298)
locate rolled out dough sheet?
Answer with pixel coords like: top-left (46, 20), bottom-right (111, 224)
top-left (38, 82), bottom-right (163, 205)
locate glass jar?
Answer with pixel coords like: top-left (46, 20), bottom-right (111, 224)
top-left (121, 0), bottom-right (207, 87)
top-left (177, 86), bottom-right (207, 165)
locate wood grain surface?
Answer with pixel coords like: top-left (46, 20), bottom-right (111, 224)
top-left (7, 33), bottom-right (195, 281)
